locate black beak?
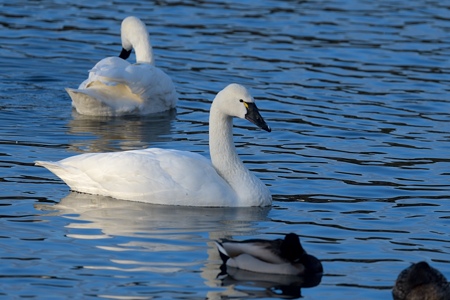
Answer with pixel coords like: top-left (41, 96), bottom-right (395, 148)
top-left (119, 48), bottom-right (132, 60)
top-left (244, 102), bottom-right (271, 132)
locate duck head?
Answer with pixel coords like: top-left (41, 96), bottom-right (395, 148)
top-left (281, 233), bottom-right (323, 275)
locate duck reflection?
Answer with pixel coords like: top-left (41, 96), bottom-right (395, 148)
top-left (67, 109), bottom-right (175, 153)
top-left (217, 268), bottom-right (322, 299)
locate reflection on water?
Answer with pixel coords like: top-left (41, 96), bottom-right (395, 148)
top-left (215, 266), bottom-right (322, 299)
top-left (38, 192), bottom-right (270, 237)
top-left (67, 110), bottom-right (176, 152)
top-left (36, 192), bottom-right (279, 297)
top-left (1, 0), bottom-right (449, 298)
top-left (36, 192), bottom-right (324, 299)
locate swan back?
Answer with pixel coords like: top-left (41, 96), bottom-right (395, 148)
top-left (121, 16), bottom-right (154, 64)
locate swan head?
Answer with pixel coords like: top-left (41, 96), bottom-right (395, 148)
top-left (118, 16), bottom-right (154, 64)
top-left (216, 83), bottom-right (271, 132)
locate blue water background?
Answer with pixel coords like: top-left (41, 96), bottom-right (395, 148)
top-left (1, 0), bottom-right (449, 299)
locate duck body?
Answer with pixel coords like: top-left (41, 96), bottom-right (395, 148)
top-left (37, 84), bottom-right (272, 207)
top-left (216, 233), bottom-right (323, 276)
top-left (67, 16), bottom-right (177, 116)
top-left (393, 261), bottom-right (450, 300)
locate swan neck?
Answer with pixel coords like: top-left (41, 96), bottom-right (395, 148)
top-left (207, 94), bottom-right (271, 206)
top-left (134, 38), bottom-right (154, 64)
top-left (209, 103), bottom-right (251, 199)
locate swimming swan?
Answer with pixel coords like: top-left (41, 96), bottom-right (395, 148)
top-left (215, 233), bottom-right (323, 276)
top-left (66, 16), bottom-right (177, 116)
top-left (36, 84), bottom-right (272, 207)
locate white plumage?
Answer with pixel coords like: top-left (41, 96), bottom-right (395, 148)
top-left (66, 16), bottom-right (177, 116)
top-left (37, 84), bottom-right (272, 207)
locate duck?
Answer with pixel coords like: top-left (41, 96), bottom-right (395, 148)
top-left (66, 16), bottom-right (178, 116)
top-left (215, 233), bottom-right (323, 276)
top-left (393, 261), bottom-right (450, 300)
top-left (36, 83), bottom-right (272, 207)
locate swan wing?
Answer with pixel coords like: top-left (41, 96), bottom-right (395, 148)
top-left (77, 57), bottom-right (130, 88)
top-left (69, 57), bottom-right (177, 115)
top-left (122, 63), bottom-right (178, 112)
top-left (36, 148), bottom-right (237, 206)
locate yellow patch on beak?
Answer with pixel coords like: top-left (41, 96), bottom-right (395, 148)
top-left (243, 102), bottom-right (249, 109)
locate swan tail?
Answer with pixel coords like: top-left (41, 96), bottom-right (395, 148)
top-left (35, 160), bottom-right (97, 194)
top-left (35, 160), bottom-right (62, 171)
top-left (65, 88), bottom-right (116, 116)
top-left (35, 160), bottom-right (75, 183)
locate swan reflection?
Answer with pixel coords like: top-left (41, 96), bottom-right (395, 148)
top-left (37, 191), bottom-right (269, 236)
top-left (67, 110), bottom-right (175, 153)
top-left (35, 192), bottom-right (270, 282)
top-left (36, 193), bottom-right (322, 298)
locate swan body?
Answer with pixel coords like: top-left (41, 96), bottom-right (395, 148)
top-left (66, 16), bottom-right (177, 116)
top-left (36, 84), bottom-right (272, 207)
top-left (215, 233), bottom-right (323, 276)
top-left (393, 261), bottom-right (450, 300)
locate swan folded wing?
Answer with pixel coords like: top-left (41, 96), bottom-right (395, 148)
top-left (80, 59), bottom-right (177, 113)
top-left (67, 84), bottom-right (143, 116)
top-left (35, 160), bottom-right (104, 193)
top-left (81, 57), bottom-right (131, 88)
top-left (122, 63), bottom-right (178, 110)
top-left (154, 149), bottom-right (237, 206)
top-left (88, 57), bottom-right (131, 85)
top-left (85, 58), bottom-right (174, 97)
top-left (39, 149), bottom-right (237, 206)
top-left (56, 149), bottom-right (182, 197)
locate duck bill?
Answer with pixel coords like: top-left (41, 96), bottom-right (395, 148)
top-left (245, 102), bottom-right (271, 132)
top-left (119, 48), bottom-right (132, 60)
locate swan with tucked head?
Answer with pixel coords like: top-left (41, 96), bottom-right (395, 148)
top-left (66, 16), bottom-right (177, 116)
top-left (36, 84), bottom-right (272, 207)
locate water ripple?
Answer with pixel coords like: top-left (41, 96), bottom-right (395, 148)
top-left (0, 0), bottom-right (449, 299)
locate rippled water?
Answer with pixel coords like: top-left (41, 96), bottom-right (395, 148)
top-left (1, 0), bottom-right (449, 299)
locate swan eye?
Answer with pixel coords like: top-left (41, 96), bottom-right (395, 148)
top-left (240, 99), bottom-right (249, 109)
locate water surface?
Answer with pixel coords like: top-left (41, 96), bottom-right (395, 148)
top-left (1, 0), bottom-right (449, 299)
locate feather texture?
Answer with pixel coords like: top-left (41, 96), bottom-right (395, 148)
top-left (37, 84), bottom-right (271, 207)
top-left (66, 16), bottom-right (177, 116)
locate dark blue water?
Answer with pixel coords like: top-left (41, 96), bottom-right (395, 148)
top-left (1, 0), bottom-right (449, 299)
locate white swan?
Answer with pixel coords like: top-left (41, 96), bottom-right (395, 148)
top-left (66, 16), bottom-right (178, 116)
top-left (36, 84), bottom-right (272, 207)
